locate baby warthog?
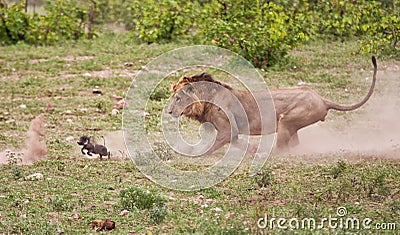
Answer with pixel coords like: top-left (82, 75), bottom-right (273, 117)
top-left (77, 135), bottom-right (110, 160)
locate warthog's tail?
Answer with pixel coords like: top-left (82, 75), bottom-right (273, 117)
top-left (326, 56), bottom-right (377, 111)
top-left (101, 135), bottom-right (106, 146)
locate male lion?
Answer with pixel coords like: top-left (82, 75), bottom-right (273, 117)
top-left (167, 56), bottom-right (377, 154)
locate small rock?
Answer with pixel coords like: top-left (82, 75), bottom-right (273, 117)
top-left (25, 173), bottom-right (44, 181)
top-left (66, 119), bottom-right (74, 124)
top-left (213, 207), bottom-right (222, 213)
top-left (20, 214), bottom-right (27, 219)
top-left (119, 209), bottom-right (129, 216)
top-left (297, 81), bottom-right (306, 86)
top-left (111, 109), bottom-right (119, 115)
top-left (124, 62), bottom-right (133, 67)
top-left (71, 213), bottom-right (81, 220)
top-left (19, 104), bottom-right (26, 109)
top-left (65, 136), bottom-right (75, 142)
top-left (83, 72), bottom-right (92, 77)
top-left (111, 95), bottom-right (124, 101)
top-left (65, 110), bottom-right (72, 114)
top-left (92, 86), bottom-right (102, 94)
top-left (5, 119), bottom-right (15, 124)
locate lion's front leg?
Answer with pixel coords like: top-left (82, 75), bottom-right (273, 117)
top-left (200, 110), bottom-right (239, 155)
top-left (202, 132), bottom-right (232, 155)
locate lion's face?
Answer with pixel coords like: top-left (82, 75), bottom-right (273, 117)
top-left (167, 84), bottom-right (198, 118)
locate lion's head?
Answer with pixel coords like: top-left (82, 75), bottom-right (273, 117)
top-left (167, 73), bottom-right (232, 122)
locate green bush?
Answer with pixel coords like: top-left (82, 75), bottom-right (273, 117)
top-left (124, 0), bottom-right (201, 43)
top-left (119, 186), bottom-right (165, 210)
top-left (149, 202), bottom-right (168, 224)
top-left (27, 0), bottom-right (87, 44)
top-left (360, 3), bottom-right (400, 56)
top-left (312, 0), bottom-right (383, 38)
top-left (0, 3), bottom-right (31, 44)
top-left (254, 167), bottom-right (275, 188)
top-left (0, 0), bottom-right (88, 45)
top-left (200, 0), bottom-right (309, 67)
top-left (119, 186), bottom-right (168, 224)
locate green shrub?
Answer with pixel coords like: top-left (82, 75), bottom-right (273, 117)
top-left (0, 3), bottom-right (31, 44)
top-left (0, 0), bottom-right (89, 45)
top-left (360, 5), bottom-right (400, 56)
top-left (119, 186), bottom-right (165, 210)
top-left (27, 0), bottom-right (87, 44)
top-left (200, 0), bottom-right (309, 67)
top-left (149, 202), bottom-right (168, 224)
top-left (312, 0), bottom-right (383, 38)
top-left (254, 167), bottom-right (275, 188)
top-left (119, 187), bottom-right (168, 224)
top-left (330, 160), bottom-right (347, 179)
top-left (5, 150), bottom-right (23, 180)
top-left (124, 0), bottom-right (201, 43)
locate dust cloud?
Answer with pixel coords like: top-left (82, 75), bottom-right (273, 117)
top-left (0, 114), bottom-right (47, 165)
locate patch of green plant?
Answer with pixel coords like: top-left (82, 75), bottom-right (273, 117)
top-left (119, 186), bottom-right (165, 210)
top-left (0, 0), bottom-right (89, 45)
top-left (50, 195), bottom-right (74, 211)
top-left (254, 167), bottom-right (275, 188)
top-left (5, 150), bottom-right (23, 179)
top-left (201, 1), bottom-right (309, 68)
top-left (150, 83), bottom-right (170, 101)
top-left (330, 160), bottom-right (347, 179)
top-left (360, 5), bottom-right (400, 57)
top-left (149, 202), bottom-right (167, 224)
top-left (124, 0), bottom-right (201, 43)
top-left (152, 142), bottom-right (174, 161)
top-left (312, 0), bottom-right (383, 38)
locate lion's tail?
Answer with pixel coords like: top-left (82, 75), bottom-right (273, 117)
top-left (326, 56), bottom-right (377, 111)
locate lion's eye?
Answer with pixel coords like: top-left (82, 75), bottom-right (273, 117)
top-left (176, 97), bottom-right (181, 102)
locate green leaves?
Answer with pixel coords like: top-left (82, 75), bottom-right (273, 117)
top-left (125, 0), bottom-right (200, 43)
top-left (0, 0), bottom-right (89, 45)
top-left (201, 1), bottom-right (309, 67)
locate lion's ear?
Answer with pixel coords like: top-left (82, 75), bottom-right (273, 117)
top-left (202, 73), bottom-right (213, 81)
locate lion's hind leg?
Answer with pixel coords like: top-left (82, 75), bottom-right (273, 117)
top-left (276, 124), bottom-right (290, 150)
top-left (276, 121), bottom-right (299, 151)
top-left (288, 131), bottom-right (299, 147)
